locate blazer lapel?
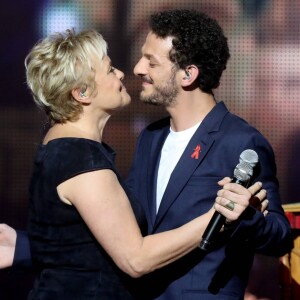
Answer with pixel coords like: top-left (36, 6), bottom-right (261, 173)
top-left (147, 124), bottom-right (170, 228)
top-left (153, 101), bottom-right (229, 230)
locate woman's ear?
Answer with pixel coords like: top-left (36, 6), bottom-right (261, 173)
top-left (181, 65), bottom-right (199, 87)
top-left (71, 88), bottom-right (91, 104)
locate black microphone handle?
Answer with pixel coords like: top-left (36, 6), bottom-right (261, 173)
top-left (199, 211), bottom-right (225, 251)
top-left (199, 177), bottom-right (248, 251)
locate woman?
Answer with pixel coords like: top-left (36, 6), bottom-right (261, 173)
top-left (24, 29), bottom-right (264, 299)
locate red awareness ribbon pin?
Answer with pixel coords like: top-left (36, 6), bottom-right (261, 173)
top-left (191, 144), bottom-right (201, 159)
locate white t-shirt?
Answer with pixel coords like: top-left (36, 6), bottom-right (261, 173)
top-left (156, 121), bottom-right (201, 212)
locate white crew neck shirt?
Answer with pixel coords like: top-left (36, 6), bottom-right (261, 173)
top-left (156, 121), bottom-right (201, 212)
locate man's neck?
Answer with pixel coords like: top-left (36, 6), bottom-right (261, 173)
top-left (167, 90), bottom-right (216, 132)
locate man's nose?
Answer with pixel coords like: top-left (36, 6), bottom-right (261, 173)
top-left (133, 57), bottom-right (146, 76)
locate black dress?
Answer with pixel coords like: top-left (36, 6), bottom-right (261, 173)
top-left (27, 138), bottom-right (148, 300)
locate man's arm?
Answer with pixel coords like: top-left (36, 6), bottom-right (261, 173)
top-left (13, 230), bottom-right (32, 267)
top-left (0, 224), bottom-right (31, 268)
top-left (226, 136), bottom-right (293, 256)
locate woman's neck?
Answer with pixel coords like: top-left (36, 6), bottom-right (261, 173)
top-left (43, 115), bottom-right (110, 144)
top-left (66, 122), bottom-right (103, 142)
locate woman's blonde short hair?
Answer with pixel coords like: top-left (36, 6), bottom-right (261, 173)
top-left (25, 29), bottom-right (107, 123)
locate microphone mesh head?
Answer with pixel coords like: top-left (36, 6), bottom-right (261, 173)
top-left (234, 162), bottom-right (253, 182)
top-left (239, 149), bottom-right (259, 167)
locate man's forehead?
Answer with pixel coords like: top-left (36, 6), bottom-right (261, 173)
top-left (141, 32), bottom-right (173, 59)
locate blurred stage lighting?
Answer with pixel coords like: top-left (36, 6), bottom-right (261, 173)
top-left (40, 1), bottom-right (84, 36)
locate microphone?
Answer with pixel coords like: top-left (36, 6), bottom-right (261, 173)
top-left (199, 150), bottom-right (258, 251)
top-left (239, 149), bottom-right (259, 167)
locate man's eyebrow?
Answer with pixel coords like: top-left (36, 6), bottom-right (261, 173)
top-left (144, 53), bottom-right (160, 63)
top-left (144, 53), bottom-right (154, 59)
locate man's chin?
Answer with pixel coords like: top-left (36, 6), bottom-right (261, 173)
top-left (140, 95), bottom-right (159, 106)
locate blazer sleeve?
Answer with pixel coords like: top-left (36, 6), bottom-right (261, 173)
top-left (13, 230), bottom-right (32, 268)
top-left (227, 132), bottom-right (293, 257)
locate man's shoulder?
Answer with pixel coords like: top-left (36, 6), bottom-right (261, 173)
top-left (225, 111), bottom-right (262, 135)
top-left (207, 101), bottom-right (264, 137)
top-left (221, 111), bottom-right (274, 151)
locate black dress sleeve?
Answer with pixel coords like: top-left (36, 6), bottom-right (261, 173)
top-left (39, 138), bottom-right (116, 187)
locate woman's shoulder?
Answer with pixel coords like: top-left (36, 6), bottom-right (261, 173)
top-left (45, 137), bottom-right (104, 152)
top-left (36, 138), bottom-right (117, 184)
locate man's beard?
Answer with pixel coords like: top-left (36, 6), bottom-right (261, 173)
top-left (140, 72), bottom-right (179, 107)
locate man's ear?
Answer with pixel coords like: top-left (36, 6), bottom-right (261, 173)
top-left (71, 88), bottom-right (91, 104)
top-left (181, 65), bottom-right (199, 87)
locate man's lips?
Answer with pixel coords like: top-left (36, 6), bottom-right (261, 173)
top-left (142, 79), bottom-right (153, 85)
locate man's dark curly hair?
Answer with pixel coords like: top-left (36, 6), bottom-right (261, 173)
top-left (149, 9), bottom-right (230, 94)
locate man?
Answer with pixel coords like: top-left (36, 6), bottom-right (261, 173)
top-left (0, 9), bottom-right (292, 300)
top-left (125, 9), bottom-right (292, 299)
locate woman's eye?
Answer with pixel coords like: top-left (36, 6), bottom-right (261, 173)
top-left (109, 66), bottom-right (115, 73)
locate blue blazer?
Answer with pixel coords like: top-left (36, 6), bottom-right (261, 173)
top-left (126, 101), bottom-right (293, 300)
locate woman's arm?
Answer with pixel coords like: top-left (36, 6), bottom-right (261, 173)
top-left (57, 170), bottom-right (264, 278)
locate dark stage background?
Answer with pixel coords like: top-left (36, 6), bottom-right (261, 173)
top-left (0, 0), bottom-right (299, 299)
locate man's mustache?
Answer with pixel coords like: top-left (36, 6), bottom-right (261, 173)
top-left (141, 76), bottom-right (153, 84)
